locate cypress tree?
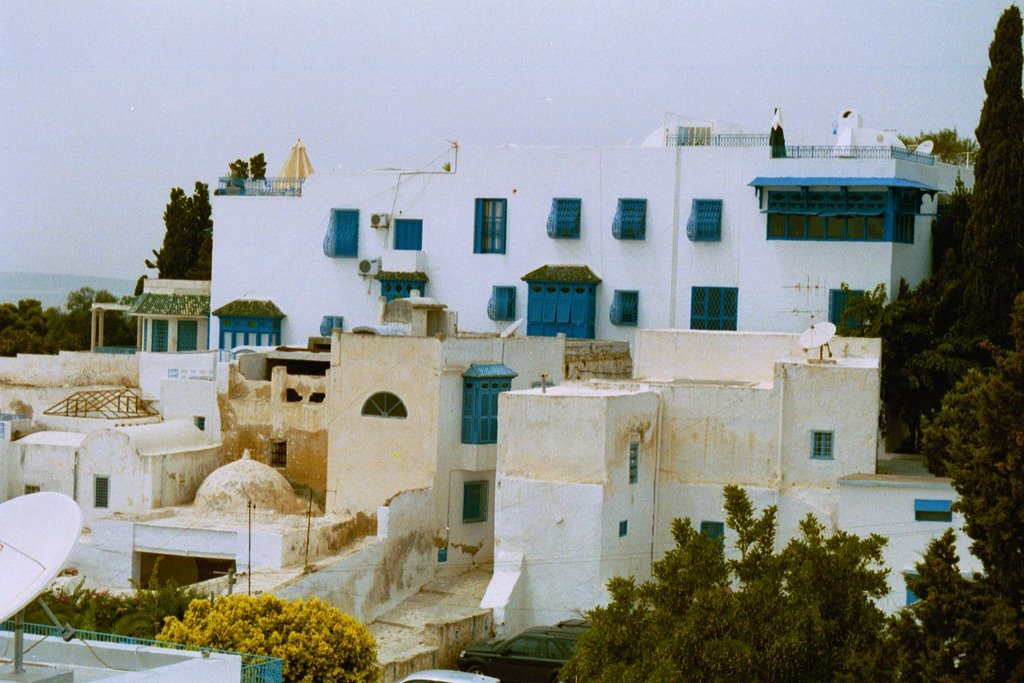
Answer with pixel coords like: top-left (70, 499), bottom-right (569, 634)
top-left (961, 5), bottom-right (1024, 345)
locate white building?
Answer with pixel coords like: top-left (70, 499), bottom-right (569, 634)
top-left (482, 328), bottom-right (979, 632)
top-left (210, 111), bottom-right (969, 348)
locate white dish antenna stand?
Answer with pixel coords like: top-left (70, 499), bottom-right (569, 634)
top-left (799, 322), bottom-right (837, 364)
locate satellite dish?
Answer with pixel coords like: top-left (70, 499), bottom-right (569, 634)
top-left (915, 140), bottom-right (934, 155)
top-left (799, 322), bottom-right (837, 363)
top-left (0, 492), bottom-right (82, 622)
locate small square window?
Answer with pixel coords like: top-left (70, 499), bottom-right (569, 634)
top-left (394, 218), bottom-right (423, 251)
top-left (269, 440), bottom-right (288, 468)
top-left (914, 499), bottom-right (952, 523)
top-left (94, 475), bottom-right (110, 509)
top-left (691, 286), bottom-right (738, 331)
top-left (700, 521), bottom-right (725, 545)
top-left (618, 520), bottom-right (628, 537)
top-left (24, 485), bottom-right (40, 495)
top-left (810, 431), bottom-right (834, 460)
top-left (612, 199), bottom-right (647, 240)
top-left (829, 289), bottom-right (864, 328)
top-left (547, 198), bottom-right (581, 239)
top-left (610, 290), bottom-right (639, 326)
top-left (463, 480), bottom-right (488, 523)
top-left (194, 416), bottom-right (206, 431)
top-left (628, 442), bottom-right (639, 484)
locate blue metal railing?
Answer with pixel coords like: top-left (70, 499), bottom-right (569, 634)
top-left (775, 145), bottom-right (936, 165)
top-left (667, 132), bottom-right (770, 147)
top-left (215, 177), bottom-right (305, 197)
top-left (0, 412), bottom-right (28, 421)
top-left (0, 621), bottom-right (283, 683)
top-left (94, 346), bottom-right (136, 355)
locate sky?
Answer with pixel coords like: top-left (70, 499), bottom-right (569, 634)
top-left (0, 0), bottom-right (1010, 280)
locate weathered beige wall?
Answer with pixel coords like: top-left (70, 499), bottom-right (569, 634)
top-left (0, 351), bottom-right (137, 388)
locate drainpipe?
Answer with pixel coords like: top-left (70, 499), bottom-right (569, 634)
top-left (775, 366), bottom-right (787, 490)
top-left (72, 450), bottom-right (79, 502)
top-left (668, 145), bottom-right (683, 327)
top-left (650, 394), bottom-right (663, 570)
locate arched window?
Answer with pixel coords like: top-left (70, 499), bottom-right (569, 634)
top-left (361, 392), bottom-right (407, 418)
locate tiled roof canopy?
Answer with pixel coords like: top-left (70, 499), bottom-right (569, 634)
top-left (375, 271), bottom-right (429, 281)
top-left (521, 265), bottom-right (602, 283)
top-left (464, 363), bottom-right (518, 379)
top-left (129, 293), bottom-right (210, 317)
top-left (212, 299), bottom-right (285, 318)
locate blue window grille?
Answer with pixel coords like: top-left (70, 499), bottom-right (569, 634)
top-left (700, 521), bottom-right (725, 544)
top-left (810, 431), bottom-right (834, 460)
top-left (324, 209), bottom-right (359, 258)
top-left (764, 187), bottom-right (925, 242)
top-left (94, 475), bottom-right (110, 508)
top-left (612, 198), bottom-right (647, 240)
top-left (829, 288), bottom-right (865, 327)
top-left (463, 480), bottom-right (488, 523)
top-left (320, 316), bottom-right (344, 336)
top-left (686, 199), bottom-right (723, 241)
top-left (380, 279), bottom-right (427, 303)
top-left (176, 320), bottom-right (197, 351)
top-left (914, 499), bottom-right (953, 522)
top-left (628, 442), bottom-right (639, 484)
top-left (151, 320), bottom-right (168, 352)
top-left (488, 286), bottom-right (517, 321)
top-left (394, 218), bottom-right (423, 250)
top-left (461, 364), bottom-right (517, 444)
top-left (618, 520), bottom-right (628, 537)
top-left (474, 198), bottom-right (507, 254)
top-left (361, 392), bottom-right (407, 418)
top-left (218, 317), bottom-right (282, 349)
top-left (610, 290), bottom-right (639, 326)
top-left (690, 287), bottom-right (738, 330)
top-left (546, 198), bottom-right (581, 239)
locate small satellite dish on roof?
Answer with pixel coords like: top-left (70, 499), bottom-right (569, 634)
top-left (915, 140), bottom-right (934, 155)
top-left (0, 492), bottom-right (82, 623)
top-left (800, 322), bottom-right (837, 364)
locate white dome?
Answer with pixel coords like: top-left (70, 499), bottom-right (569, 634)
top-left (194, 450), bottom-right (306, 514)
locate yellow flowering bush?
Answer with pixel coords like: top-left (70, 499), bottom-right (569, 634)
top-left (158, 593), bottom-right (378, 683)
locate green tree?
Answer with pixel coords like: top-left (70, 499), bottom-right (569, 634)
top-left (146, 182), bottom-right (213, 280)
top-left (227, 158), bottom-right (249, 179)
top-left (900, 128), bottom-right (978, 166)
top-left (159, 594), bottom-right (379, 683)
top-left (563, 486), bottom-right (889, 683)
top-left (250, 152), bottom-right (267, 180)
top-left (961, 5), bottom-right (1024, 346)
top-left (44, 287), bottom-right (135, 351)
top-left (915, 293), bottom-right (1024, 680)
top-left (0, 299), bottom-right (55, 356)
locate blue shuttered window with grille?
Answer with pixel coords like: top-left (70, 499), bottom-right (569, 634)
top-left (546, 198), bottom-right (581, 239)
top-left (176, 320), bottom-right (198, 351)
top-left (829, 288), bottom-right (865, 327)
top-left (610, 290), bottom-right (639, 326)
top-left (488, 286), bottom-right (516, 321)
top-left (474, 198), bottom-right (507, 254)
top-left (151, 320), bottom-right (168, 352)
top-left (686, 199), bottom-right (723, 241)
top-left (463, 481), bottom-right (488, 523)
top-left (810, 431), bottom-right (834, 459)
top-left (612, 198), bottom-right (647, 240)
top-left (324, 209), bottom-right (359, 257)
top-left (320, 316), bottom-right (344, 336)
top-left (690, 287), bottom-right (738, 330)
top-left (394, 219), bottom-right (423, 251)
top-left (461, 364), bottom-right (516, 444)
top-left (764, 187), bottom-right (925, 242)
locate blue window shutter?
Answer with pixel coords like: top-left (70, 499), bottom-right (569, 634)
top-left (151, 320), bottom-right (168, 352)
top-left (320, 316), bottom-right (344, 336)
top-left (547, 198), bottom-right (582, 239)
top-left (555, 294), bottom-right (571, 324)
top-left (176, 320), bottom-right (198, 351)
top-left (488, 286), bottom-right (516, 321)
top-left (686, 199), bottom-right (723, 241)
top-left (462, 381), bottom-right (476, 443)
top-left (914, 499), bottom-right (953, 522)
top-left (613, 198), bottom-right (647, 240)
top-left (610, 290), bottom-right (639, 326)
top-left (829, 288), bottom-right (864, 326)
top-left (394, 219), bottom-right (423, 250)
top-left (473, 199), bottom-right (484, 253)
top-left (325, 209), bottom-right (359, 257)
top-left (700, 521), bottom-right (725, 542)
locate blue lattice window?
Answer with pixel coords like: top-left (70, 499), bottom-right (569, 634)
top-left (612, 198), bottom-right (647, 240)
top-left (151, 319), bottom-right (168, 352)
top-left (610, 290), bottom-right (639, 326)
top-left (94, 475), bottom-right (110, 508)
top-left (690, 287), bottom-right (738, 330)
top-left (394, 218), bottom-right (423, 250)
top-left (324, 209), bottom-right (359, 257)
top-left (700, 521), bottom-right (725, 545)
top-left (463, 480), bottom-right (488, 523)
top-left (547, 198), bottom-right (581, 239)
top-left (829, 288), bottom-right (864, 327)
top-left (461, 364), bottom-right (517, 444)
top-left (474, 198), bottom-right (507, 254)
top-left (320, 316), bottom-right (344, 336)
top-left (686, 199), bottom-right (723, 241)
top-left (176, 320), bottom-right (197, 351)
top-left (488, 286), bottom-right (516, 321)
top-left (914, 499), bottom-right (952, 523)
top-left (810, 431), bottom-right (834, 460)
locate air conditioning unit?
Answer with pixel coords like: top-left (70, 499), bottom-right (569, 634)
top-left (358, 259), bottom-right (380, 276)
top-left (370, 212), bottom-right (390, 228)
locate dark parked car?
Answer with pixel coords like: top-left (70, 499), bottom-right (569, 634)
top-left (457, 619), bottom-right (588, 683)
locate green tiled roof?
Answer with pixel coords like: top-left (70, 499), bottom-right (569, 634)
top-left (212, 299), bottom-right (285, 318)
top-left (521, 264), bottom-right (602, 283)
top-left (129, 293), bottom-right (210, 317)
top-left (375, 271), bottom-right (429, 281)
top-left (464, 363), bottom-right (518, 379)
